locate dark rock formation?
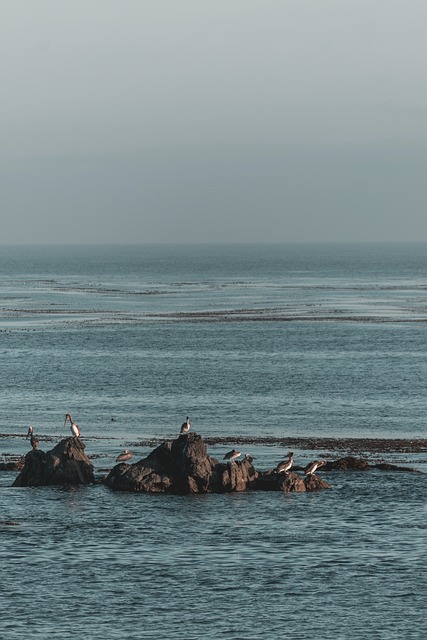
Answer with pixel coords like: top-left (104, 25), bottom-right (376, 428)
top-left (105, 433), bottom-right (258, 494)
top-left (12, 437), bottom-right (94, 487)
top-left (278, 471), bottom-right (308, 492)
top-left (324, 456), bottom-right (370, 471)
top-left (106, 440), bottom-right (174, 493)
top-left (303, 474), bottom-right (332, 491)
top-left (323, 457), bottom-right (420, 473)
top-left (0, 457), bottom-right (24, 471)
top-left (255, 470), bottom-right (331, 492)
top-left (105, 433), bottom-right (334, 494)
top-left (371, 462), bottom-right (421, 473)
top-left (217, 455), bottom-right (258, 492)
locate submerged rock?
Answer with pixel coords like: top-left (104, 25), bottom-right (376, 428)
top-left (371, 462), bottom-right (421, 473)
top-left (105, 432), bottom-right (258, 494)
top-left (12, 437), bottom-right (94, 487)
top-left (324, 457), bottom-right (420, 473)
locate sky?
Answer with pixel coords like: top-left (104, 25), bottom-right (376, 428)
top-left (1, 0), bottom-right (427, 244)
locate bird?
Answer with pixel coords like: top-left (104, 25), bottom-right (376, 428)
top-left (116, 449), bottom-right (133, 463)
top-left (276, 451), bottom-right (294, 474)
top-left (244, 454), bottom-right (256, 463)
top-left (26, 426), bottom-right (38, 450)
top-left (180, 416), bottom-right (191, 434)
top-left (64, 413), bottom-right (81, 438)
top-left (223, 449), bottom-right (241, 462)
top-left (304, 460), bottom-right (327, 476)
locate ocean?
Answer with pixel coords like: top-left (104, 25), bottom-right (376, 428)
top-left (0, 243), bottom-right (426, 639)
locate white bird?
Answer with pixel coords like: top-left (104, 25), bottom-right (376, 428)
top-left (116, 449), bottom-right (133, 463)
top-left (180, 416), bottom-right (191, 434)
top-left (276, 451), bottom-right (294, 474)
top-left (305, 460), bottom-right (327, 476)
top-left (223, 449), bottom-right (241, 462)
top-left (64, 413), bottom-right (81, 438)
top-left (26, 426), bottom-right (38, 449)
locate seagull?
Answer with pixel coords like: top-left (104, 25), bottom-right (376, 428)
top-left (64, 413), bottom-right (81, 438)
top-left (276, 451), bottom-right (294, 474)
top-left (223, 449), bottom-right (241, 462)
top-left (116, 449), bottom-right (133, 463)
top-left (305, 460), bottom-right (327, 476)
top-left (244, 454), bottom-right (256, 463)
top-left (180, 416), bottom-right (191, 434)
top-left (26, 426), bottom-right (38, 449)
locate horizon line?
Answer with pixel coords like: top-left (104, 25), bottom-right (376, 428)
top-left (1, 240), bottom-right (427, 247)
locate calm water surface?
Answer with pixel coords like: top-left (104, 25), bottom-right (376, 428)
top-left (0, 244), bottom-right (426, 639)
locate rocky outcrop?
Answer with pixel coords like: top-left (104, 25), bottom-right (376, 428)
top-left (105, 433), bottom-right (258, 494)
top-left (105, 433), bottom-right (332, 494)
top-left (322, 457), bottom-right (420, 473)
top-left (0, 457), bottom-right (24, 471)
top-left (105, 440), bottom-right (175, 493)
top-left (324, 456), bottom-right (370, 471)
top-left (303, 474), bottom-right (332, 491)
top-left (12, 437), bottom-right (94, 487)
top-left (217, 456), bottom-right (258, 492)
top-left (277, 471), bottom-right (308, 492)
top-left (255, 470), bottom-right (331, 492)
top-left (371, 462), bottom-right (421, 473)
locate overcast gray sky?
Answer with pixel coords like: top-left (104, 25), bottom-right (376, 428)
top-left (1, 0), bottom-right (426, 244)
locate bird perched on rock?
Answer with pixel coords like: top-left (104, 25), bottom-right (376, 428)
top-left (304, 460), bottom-right (327, 475)
top-left (223, 449), bottom-right (241, 462)
top-left (64, 413), bottom-right (81, 438)
top-left (244, 454), bottom-right (256, 463)
top-left (276, 451), bottom-right (294, 474)
top-left (180, 416), bottom-right (191, 434)
top-left (116, 449), bottom-right (133, 463)
top-left (26, 426), bottom-right (39, 449)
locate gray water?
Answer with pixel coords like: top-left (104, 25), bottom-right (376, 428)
top-left (0, 243), bottom-right (426, 639)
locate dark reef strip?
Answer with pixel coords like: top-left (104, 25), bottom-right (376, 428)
top-left (204, 436), bottom-right (427, 453)
top-left (2, 432), bottom-right (426, 454)
top-left (146, 312), bottom-right (427, 324)
top-left (128, 436), bottom-right (427, 454)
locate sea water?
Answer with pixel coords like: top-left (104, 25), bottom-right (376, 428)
top-left (0, 243), bottom-right (426, 639)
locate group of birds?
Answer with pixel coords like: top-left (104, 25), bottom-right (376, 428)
top-left (26, 413), bottom-right (133, 463)
top-left (26, 413), bottom-right (81, 451)
top-left (62, 413), bottom-right (134, 463)
top-left (223, 449), bottom-right (255, 463)
top-left (221, 449), bottom-right (326, 475)
top-left (117, 419), bottom-right (327, 474)
top-left (274, 451), bottom-right (327, 476)
top-left (25, 415), bottom-right (327, 476)
top-left (62, 414), bottom-right (134, 463)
